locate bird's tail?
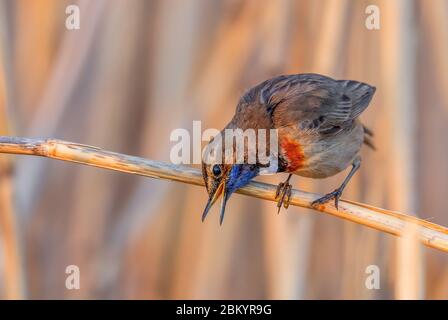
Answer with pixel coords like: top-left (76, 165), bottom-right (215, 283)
top-left (339, 80), bottom-right (376, 119)
top-left (363, 125), bottom-right (376, 150)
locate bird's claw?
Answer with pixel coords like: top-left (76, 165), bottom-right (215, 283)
top-left (275, 181), bottom-right (292, 214)
top-left (311, 188), bottom-right (343, 210)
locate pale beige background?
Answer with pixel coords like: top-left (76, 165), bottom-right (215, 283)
top-left (0, 0), bottom-right (447, 299)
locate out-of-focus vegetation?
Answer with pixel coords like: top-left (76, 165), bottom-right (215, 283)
top-left (0, 0), bottom-right (447, 299)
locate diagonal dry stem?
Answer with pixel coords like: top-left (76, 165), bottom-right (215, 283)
top-left (0, 136), bottom-right (447, 253)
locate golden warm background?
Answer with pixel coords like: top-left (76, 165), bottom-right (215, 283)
top-left (0, 0), bottom-right (447, 299)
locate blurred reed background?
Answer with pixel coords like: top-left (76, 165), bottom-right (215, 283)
top-left (0, 0), bottom-right (447, 299)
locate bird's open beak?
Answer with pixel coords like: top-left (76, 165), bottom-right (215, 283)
top-left (201, 180), bottom-right (229, 225)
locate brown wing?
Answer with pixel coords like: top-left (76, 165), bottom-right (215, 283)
top-left (243, 74), bottom-right (376, 135)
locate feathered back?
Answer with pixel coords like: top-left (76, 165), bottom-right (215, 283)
top-left (235, 73), bottom-right (375, 135)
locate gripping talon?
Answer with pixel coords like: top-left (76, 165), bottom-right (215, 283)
top-left (311, 158), bottom-right (361, 210)
top-left (275, 174), bottom-right (293, 214)
top-left (275, 182), bottom-right (284, 199)
top-left (283, 185), bottom-right (292, 209)
top-left (277, 187), bottom-right (288, 214)
top-left (311, 189), bottom-right (342, 209)
top-left (277, 201), bottom-right (283, 214)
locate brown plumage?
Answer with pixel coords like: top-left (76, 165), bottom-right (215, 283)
top-left (202, 73), bottom-right (376, 224)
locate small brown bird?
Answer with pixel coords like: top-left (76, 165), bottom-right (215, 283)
top-left (201, 73), bottom-right (375, 224)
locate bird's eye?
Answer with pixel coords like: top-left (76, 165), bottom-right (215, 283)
top-left (212, 164), bottom-right (222, 177)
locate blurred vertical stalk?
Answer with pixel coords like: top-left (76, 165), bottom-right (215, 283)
top-left (0, 162), bottom-right (24, 299)
top-left (396, 222), bottom-right (423, 299)
top-left (0, 3), bottom-right (25, 298)
top-left (16, 0), bottom-right (107, 220)
top-left (420, 0), bottom-right (448, 105)
top-left (380, 0), bottom-right (423, 299)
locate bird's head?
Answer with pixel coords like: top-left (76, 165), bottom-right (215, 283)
top-left (201, 137), bottom-right (259, 225)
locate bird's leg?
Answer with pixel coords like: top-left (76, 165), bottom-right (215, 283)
top-left (275, 174), bottom-right (293, 214)
top-left (311, 157), bottom-right (361, 210)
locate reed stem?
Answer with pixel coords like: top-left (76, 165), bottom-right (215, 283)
top-left (0, 136), bottom-right (447, 253)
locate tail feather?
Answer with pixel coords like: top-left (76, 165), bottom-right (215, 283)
top-left (364, 135), bottom-right (376, 150)
top-left (339, 80), bottom-right (376, 119)
top-left (363, 125), bottom-right (374, 136)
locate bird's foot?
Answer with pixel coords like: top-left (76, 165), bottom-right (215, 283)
top-left (311, 188), bottom-right (343, 210)
top-left (275, 180), bottom-right (292, 214)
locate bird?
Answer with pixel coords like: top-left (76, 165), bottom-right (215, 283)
top-left (201, 73), bottom-right (376, 225)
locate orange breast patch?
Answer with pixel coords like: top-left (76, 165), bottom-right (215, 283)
top-left (280, 138), bottom-right (305, 172)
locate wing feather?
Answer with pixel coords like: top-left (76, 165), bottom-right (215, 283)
top-left (251, 74), bottom-right (376, 134)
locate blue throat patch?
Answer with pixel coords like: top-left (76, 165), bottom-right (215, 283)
top-left (226, 164), bottom-right (258, 195)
